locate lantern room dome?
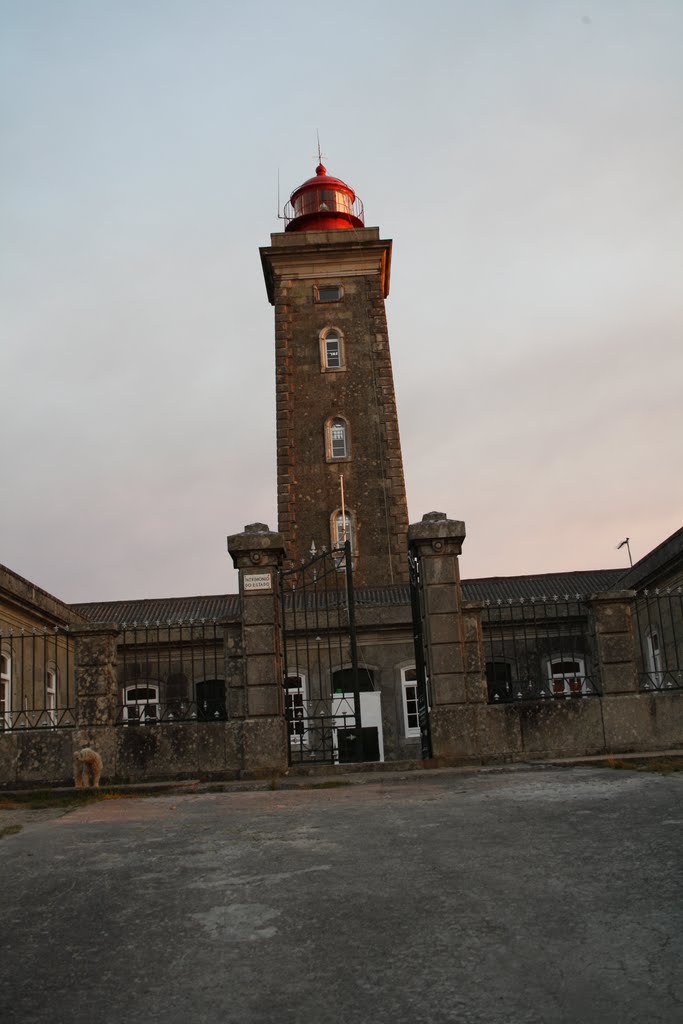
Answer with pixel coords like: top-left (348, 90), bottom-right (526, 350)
top-left (284, 163), bottom-right (365, 232)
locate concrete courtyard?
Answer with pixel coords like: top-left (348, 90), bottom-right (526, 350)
top-left (1, 766), bottom-right (681, 1024)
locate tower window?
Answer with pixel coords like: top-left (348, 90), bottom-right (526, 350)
top-left (331, 510), bottom-right (356, 564)
top-left (315, 284), bottom-right (343, 303)
top-left (326, 417), bottom-right (350, 461)
top-left (320, 328), bottom-right (345, 371)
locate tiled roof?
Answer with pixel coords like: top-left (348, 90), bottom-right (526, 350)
top-left (1, 562), bottom-right (89, 626)
top-left (72, 594), bottom-right (240, 625)
top-left (461, 569), bottom-right (626, 602)
top-left (620, 526), bottom-right (683, 590)
top-left (284, 585), bottom-right (412, 611)
top-left (355, 585), bottom-right (411, 606)
top-left (71, 569), bottom-right (627, 624)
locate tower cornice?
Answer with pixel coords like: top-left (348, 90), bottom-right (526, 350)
top-left (260, 229), bottom-right (392, 304)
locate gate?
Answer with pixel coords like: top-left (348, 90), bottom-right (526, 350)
top-left (279, 541), bottom-right (363, 765)
top-left (408, 547), bottom-right (433, 759)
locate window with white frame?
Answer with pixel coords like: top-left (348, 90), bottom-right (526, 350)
top-left (1, 654), bottom-right (10, 729)
top-left (320, 328), bottom-right (344, 370)
top-left (547, 656), bottom-right (586, 697)
top-left (331, 509), bottom-right (356, 570)
top-left (645, 630), bottom-right (663, 687)
top-left (326, 417), bottom-right (349, 460)
top-left (284, 674), bottom-right (306, 744)
top-left (45, 668), bottom-right (57, 726)
top-left (122, 684), bottom-right (159, 724)
top-left (402, 667), bottom-right (420, 738)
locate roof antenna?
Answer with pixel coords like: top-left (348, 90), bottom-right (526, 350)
top-left (316, 129), bottom-right (323, 166)
top-left (616, 537), bottom-right (633, 567)
top-left (277, 166), bottom-right (281, 219)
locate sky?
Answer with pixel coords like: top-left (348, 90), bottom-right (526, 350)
top-left (2, 0), bottom-right (682, 603)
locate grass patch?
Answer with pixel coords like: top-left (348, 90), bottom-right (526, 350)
top-left (0, 793), bottom-right (90, 811)
top-left (309, 780), bottom-right (352, 789)
top-left (0, 824), bottom-right (22, 839)
top-left (604, 757), bottom-right (683, 775)
top-left (0, 788), bottom-right (144, 811)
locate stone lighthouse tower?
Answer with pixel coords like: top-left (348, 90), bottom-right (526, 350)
top-left (260, 162), bottom-right (409, 586)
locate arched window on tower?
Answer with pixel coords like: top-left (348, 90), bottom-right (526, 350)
top-left (325, 417), bottom-right (350, 461)
top-left (331, 509), bottom-right (356, 569)
top-left (320, 328), bottom-right (345, 371)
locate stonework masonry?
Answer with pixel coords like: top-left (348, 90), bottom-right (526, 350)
top-left (261, 228), bottom-right (409, 586)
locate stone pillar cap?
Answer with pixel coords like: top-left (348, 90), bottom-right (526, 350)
top-left (227, 524), bottom-right (286, 567)
top-left (408, 514), bottom-right (466, 545)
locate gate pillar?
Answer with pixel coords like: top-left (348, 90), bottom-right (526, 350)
top-left (227, 522), bottom-right (287, 773)
top-left (408, 512), bottom-right (475, 761)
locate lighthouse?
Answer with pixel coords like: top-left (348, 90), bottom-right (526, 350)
top-left (260, 162), bottom-right (409, 586)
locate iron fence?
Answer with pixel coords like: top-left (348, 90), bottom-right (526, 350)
top-left (116, 619), bottom-right (229, 725)
top-left (408, 546), bottom-right (432, 759)
top-left (634, 588), bottom-right (683, 692)
top-left (280, 542), bottom-right (364, 765)
top-left (482, 595), bottom-right (599, 703)
top-left (0, 625), bottom-right (75, 730)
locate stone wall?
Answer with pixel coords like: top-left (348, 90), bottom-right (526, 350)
top-left (409, 512), bottom-right (683, 765)
top-left (0, 524), bottom-right (289, 788)
top-left (0, 722), bottom-right (267, 788)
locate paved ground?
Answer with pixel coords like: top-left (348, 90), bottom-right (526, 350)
top-left (1, 766), bottom-right (681, 1024)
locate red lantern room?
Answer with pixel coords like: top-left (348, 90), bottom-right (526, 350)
top-left (284, 163), bottom-right (365, 232)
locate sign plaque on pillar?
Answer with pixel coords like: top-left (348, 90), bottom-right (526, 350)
top-left (243, 573), bottom-right (272, 593)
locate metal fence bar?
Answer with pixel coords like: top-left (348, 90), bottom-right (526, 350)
top-left (635, 588), bottom-right (683, 691)
top-left (116, 619), bottom-right (227, 725)
top-left (279, 545), bottom-right (362, 765)
top-left (0, 626), bottom-right (76, 730)
top-left (482, 595), bottom-right (599, 705)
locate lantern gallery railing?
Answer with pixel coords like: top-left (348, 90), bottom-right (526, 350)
top-left (283, 190), bottom-right (364, 228)
top-left (481, 596), bottom-right (599, 704)
top-left (0, 625), bottom-right (75, 730)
